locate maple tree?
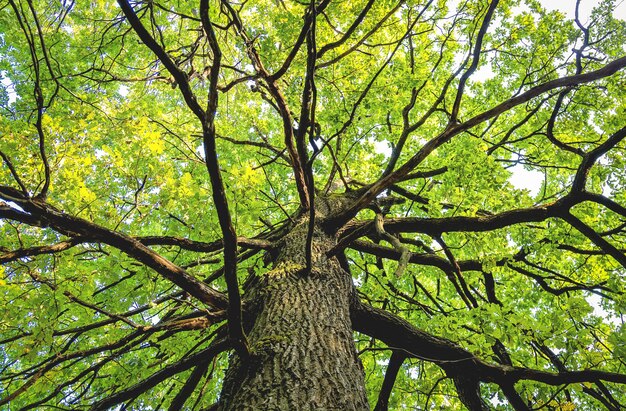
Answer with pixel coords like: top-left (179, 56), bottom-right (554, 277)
top-left (1, 0), bottom-right (626, 409)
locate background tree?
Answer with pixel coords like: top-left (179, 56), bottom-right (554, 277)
top-left (1, 0), bottom-right (626, 409)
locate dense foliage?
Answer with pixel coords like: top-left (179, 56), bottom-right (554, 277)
top-left (1, 0), bottom-right (626, 409)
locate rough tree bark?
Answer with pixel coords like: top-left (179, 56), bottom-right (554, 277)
top-left (217, 195), bottom-right (369, 410)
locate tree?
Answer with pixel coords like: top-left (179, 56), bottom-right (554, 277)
top-left (1, 0), bottom-right (626, 409)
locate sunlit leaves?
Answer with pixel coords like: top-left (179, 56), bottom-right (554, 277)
top-left (1, 0), bottom-right (626, 409)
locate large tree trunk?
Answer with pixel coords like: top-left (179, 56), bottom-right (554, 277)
top-left (217, 215), bottom-right (369, 410)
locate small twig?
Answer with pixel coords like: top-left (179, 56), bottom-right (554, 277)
top-left (433, 235), bottom-right (478, 309)
top-left (374, 213), bottom-right (411, 277)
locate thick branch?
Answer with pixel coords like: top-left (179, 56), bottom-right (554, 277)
top-left (352, 300), bottom-right (626, 405)
top-left (221, 0), bottom-right (310, 209)
top-left (0, 237), bottom-right (82, 263)
top-left (139, 235), bottom-right (272, 252)
top-left (0, 195), bottom-right (228, 309)
top-left (270, 0), bottom-right (330, 80)
top-left (450, 0), bottom-right (499, 122)
top-left (562, 212), bottom-right (626, 267)
top-left (317, 0), bottom-right (376, 59)
top-left (374, 213), bottom-right (411, 277)
top-left (117, 0), bottom-right (205, 120)
top-left (200, 0), bottom-right (248, 358)
top-left (0, 235), bottom-right (270, 265)
top-left (351, 300), bottom-right (477, 364)
top-left (91, 339), bottom-right (229, 411)
top-left (167, 360), bottom-right (210, 411)
top-left (360, 203), bottom-right (559, 235)
top-left (327, 56), bottom-right (626, 228)
top-left (572, 126), bottom-right (626, 192)
top-left (373, 351), bottom-right (405, 411)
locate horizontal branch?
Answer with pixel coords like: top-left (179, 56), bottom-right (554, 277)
top-left (0, 237), bottom-right (83, 263)
top-left (0, 194), bottom-right (228, 309)
top-left (351, 300), bottom-right (476, 364)
top-left (349, 203), bottom-right (560, 236)
top-left (327, 55), bottom-right (626, 228)
top-left (138, 235), bottom-right (272, 252)
top-left (351, 300), bottom-right (626, 399)
top-left (504, 368), bottom-right (626, 386)
top-left (348, 239), bottom-right (469, 272)
top-left (0, 233), bottom-right (271, 264)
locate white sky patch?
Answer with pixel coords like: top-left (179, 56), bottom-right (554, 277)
top-left (541, 0), bottom-right (626, 21)
top-left (373, 140), bottom-right (392, 159)
top-left (118, 85), bottom-right (129, 97)
top-left (596, 154), bottom-right (615, 196)
top-left (94, 148), bottom-right (107, 159)
top-left (312, 137), bottom-right (323, 150)
top-left (1, 73), bottom-right (17, 105)
top-left (587, 293), bottom-right (622, 327)
top-left (472, 64), bottom-right (495, 82)
top-left (597, 153), bottom-right (611, 166)
top-left (508, 164), bottom-right (543, 197)
top-left (196, 144), bottom-right (206, 160)
top-left (1, 201), bottom-right (26, 213)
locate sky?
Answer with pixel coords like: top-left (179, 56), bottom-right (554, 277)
top-left (544, 0), bottom-right (626, 21)
top-left (494, 1), bottom-right (624, 324)
top-left (499, 0), bottom-right (626, 196)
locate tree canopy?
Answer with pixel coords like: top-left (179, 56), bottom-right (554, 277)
top-left (1, 0), bottom-right (626, 409)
